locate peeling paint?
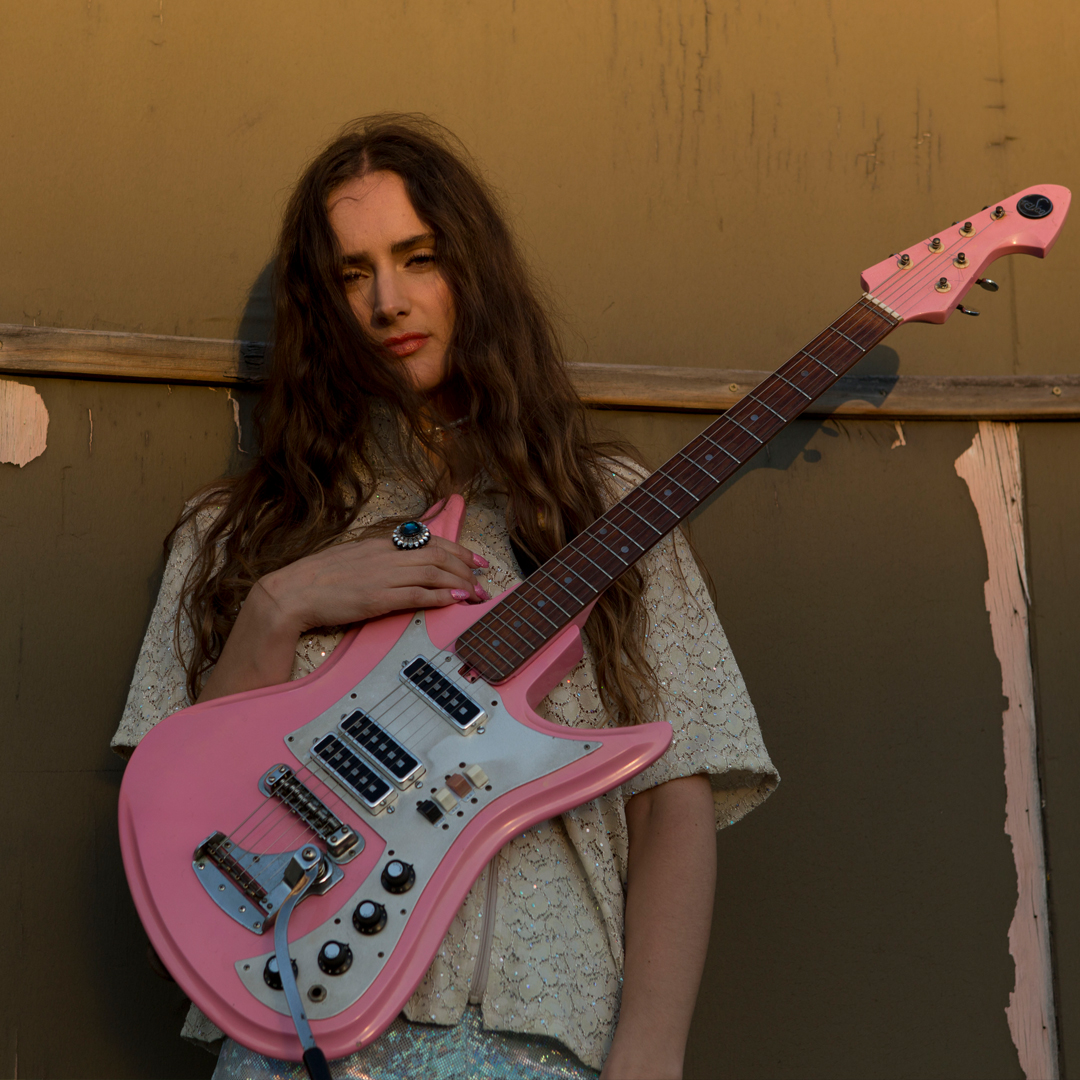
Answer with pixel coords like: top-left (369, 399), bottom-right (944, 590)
top-left (890, 420), bottom-right (906, 449)
top-left (226, 388), bottom-right (244, 453)
top-left (956, 423), bottom-right (1058, 1080)
top-left (0, 378), bottom-right (49, 467)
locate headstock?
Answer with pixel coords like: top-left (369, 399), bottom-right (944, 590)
top-left (860, 184), bottom-right (1071, 324)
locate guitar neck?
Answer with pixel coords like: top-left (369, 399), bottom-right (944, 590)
top-left (455, 294), bottom-right (900, 684)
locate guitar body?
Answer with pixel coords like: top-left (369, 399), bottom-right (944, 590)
top-left (119, 496), bottom-right (673, 1061)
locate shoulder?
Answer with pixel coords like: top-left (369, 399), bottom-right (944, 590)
top-left (594, 454), bottom-right (650, 505)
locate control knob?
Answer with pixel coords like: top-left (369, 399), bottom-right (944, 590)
top-left (317, 940), bottom-right (353, 975)
top-left (381, 859), bottom-right (416, 894)
top-left (263, 954), bottom-right (298, 991)
top-left (352, 899), bottom-right (388, 935)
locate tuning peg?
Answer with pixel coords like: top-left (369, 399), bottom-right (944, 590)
top-left (957, 305), bottom-right (980, 316)
top-left (976, 278), bottom-right (1000, 292)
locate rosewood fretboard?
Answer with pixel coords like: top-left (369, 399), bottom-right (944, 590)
top-left (455, 294), bottom-right (899, 684)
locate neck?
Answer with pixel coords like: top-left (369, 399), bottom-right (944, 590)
top-left (454, 294), bottom-right (900, 685)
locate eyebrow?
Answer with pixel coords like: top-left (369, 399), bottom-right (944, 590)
top-left (340, 232), bottom-right (436, 266)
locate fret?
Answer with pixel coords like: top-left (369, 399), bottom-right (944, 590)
top-left (673, 449), bottom-right (723, 487)
top-left (726, 414), bottom-right (764, 443)
top-left (480, 607), bottom-right (538, 658)
top-left (474, 611), bottom-right (530, 660)
top-left (572, 542), bottom-right (615, 582)
top-left (519, 587), bottom-right (569, 623)
top-left (550, 557), bottom-right (595, 596)
top-left (530, 586), bottom-right (573, 620)
top-left (748, 392), bottom-right (787, 422)
top-left (801, 349), bottom-right (838, 377)
top-left (653, 468), bottom-right (696, 501)
top-left (589, 524), bottom-right (631, 566)
top-left (635, 482), bottom-right (686, 521)
top-left (699, 432), bottom-right (741, 462)
top-left (775, 371), bottom-right (811, 399)
top-left (618, 497), bottom-right (665, 536)
top-left (454, 297), bottom-right (899, 685)
top-left (830, 326), bottom-right (866, 351)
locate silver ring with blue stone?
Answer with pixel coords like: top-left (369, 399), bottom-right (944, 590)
top-left (392, 520), bottom-right (432, 550)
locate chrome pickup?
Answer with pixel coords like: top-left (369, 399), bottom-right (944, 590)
top-left (400, 656), bottom-right (486, 732)
top-left (339, 709), bottom-right (424, 788)
top-left (311, 733), bottom-right (397, 815)
top-left (259, 764), bottom-right (362, 862)
top-left (193, 831), bottom-right (343, 934)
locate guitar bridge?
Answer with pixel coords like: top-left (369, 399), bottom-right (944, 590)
top-left (259, 764), bottom-right (362, 862)
top-left (192, 765), bottom-right (360, 933)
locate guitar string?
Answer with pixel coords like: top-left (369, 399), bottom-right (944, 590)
top-left (458, 298), bottom-right (891, 674)
top-left (217, 215), bottom-right (998, 858)
top-left (470, 235), bottom-right (996, 657)
top-left (229, 664), bottom-right (480, 859)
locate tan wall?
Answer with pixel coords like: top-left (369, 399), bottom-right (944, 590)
top-left (4, 3), bottom-right (1080, 1077)
top-left (2, 1), bottom-right (1078, 374)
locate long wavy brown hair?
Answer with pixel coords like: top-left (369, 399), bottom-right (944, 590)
top-left (172, 114), bottom-right (660, 724)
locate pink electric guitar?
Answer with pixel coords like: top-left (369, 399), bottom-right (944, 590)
top-left (119, 184), bottom-right (1070, 1077)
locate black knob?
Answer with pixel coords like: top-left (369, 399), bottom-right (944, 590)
top-left (317, 940), bottom-right (353, 975)
top-left (263, 954), bottom-right (298, 991)
top-left (381, 859), bottom-right (416, 894)
top-left (352, 899), bottom-right (388, 935)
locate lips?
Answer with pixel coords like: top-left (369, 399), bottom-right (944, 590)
top-left (381, 332), bottom-right (429, 358)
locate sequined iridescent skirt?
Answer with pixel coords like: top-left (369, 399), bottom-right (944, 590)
top-left (210, 1007), bottom-right (599, 1080)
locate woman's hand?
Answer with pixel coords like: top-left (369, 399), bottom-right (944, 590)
top-left (600, 774), bottom-right (716, 1080)
top-left (197, 535), bottom-right (487, 703)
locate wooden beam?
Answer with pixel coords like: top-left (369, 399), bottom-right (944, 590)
top-left (2, 323), bottom-right (1078, 419)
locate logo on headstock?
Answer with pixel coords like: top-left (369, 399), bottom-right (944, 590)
top-left (1017, 194), bottom-right (1054, 219)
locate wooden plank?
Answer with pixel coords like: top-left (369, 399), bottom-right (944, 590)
top-left (2, 323), bottom-right (1079, 418)
top-left (956, 424), bottom-right (1059, 1080)
top-left (0, 323), bottom-right (269, 385)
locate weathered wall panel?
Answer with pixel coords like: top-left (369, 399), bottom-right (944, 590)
top-left (2, 2), bottom-right (1079, 1077)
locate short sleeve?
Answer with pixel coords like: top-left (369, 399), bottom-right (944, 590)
top-left (602, 460), bottom-right (779, 829)
top-left (111, 512), bottom-right (207, 757)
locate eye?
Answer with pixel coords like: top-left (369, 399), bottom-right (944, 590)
top-left (406, 252), bottom-right (436, 268)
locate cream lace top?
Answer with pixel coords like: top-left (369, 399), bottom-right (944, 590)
top-left (112, 461), bottom-right (778, 1070)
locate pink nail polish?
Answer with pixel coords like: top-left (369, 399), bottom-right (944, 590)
top-left (451, 589), bottom-right (470, 601)
top-left (472, 553), bottom-right (490, 569)
top-left (474, 584), bottom-right (491, 601)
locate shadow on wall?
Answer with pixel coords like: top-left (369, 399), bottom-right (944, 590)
top-left (227, 262), bottom-right (277, 466)
top-left (736, 344), bottom-right (901, 471)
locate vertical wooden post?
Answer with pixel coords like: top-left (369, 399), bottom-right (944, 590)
top-left (956, 422), bottom-right (1058, 1080)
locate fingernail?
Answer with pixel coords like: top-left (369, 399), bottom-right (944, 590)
top-left (451, 589), bottom-right (471, 601)
top-left (474, 584), bottom-right (491, 601)
top-left (472, 553), bottom-right (490, 569)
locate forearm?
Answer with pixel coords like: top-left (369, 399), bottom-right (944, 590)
top-left (603, 774), bottom-right (716, 1080)
top-left (196, 580), bottom-right (303, 702)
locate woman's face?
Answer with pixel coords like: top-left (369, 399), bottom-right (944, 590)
top-left (327, 170), bottom-right (455, 395)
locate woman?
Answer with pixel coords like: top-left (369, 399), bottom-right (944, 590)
top-left (114, 115), bottom-right (777, 1080)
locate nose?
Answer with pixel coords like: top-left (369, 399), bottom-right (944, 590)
top-left (370, 269), bottom-right (410, 328)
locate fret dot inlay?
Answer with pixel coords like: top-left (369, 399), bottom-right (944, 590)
top-left (564, 576), bottom-right (572, 584)
top-left (664, 489), bottom-right (672, 496)
top-left (705, 454), bottom-right (713, 461)
top-left (751, 414), bottom-right (759, 420)
top-left (621, 546), bottom-right (629, 553)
